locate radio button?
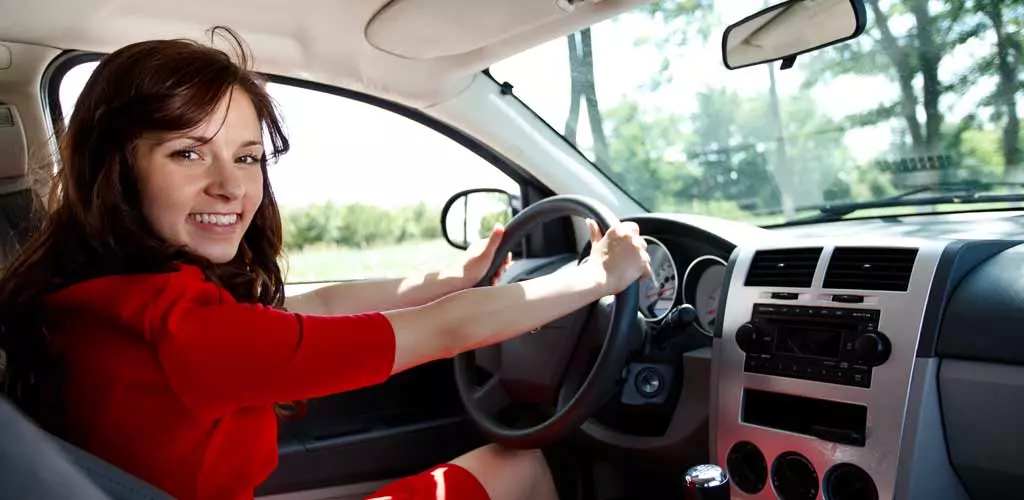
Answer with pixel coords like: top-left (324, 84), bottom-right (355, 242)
top-left (832, 294), bottom-right (865, 303)
top-left (851, 370), bottom-right (872, 388)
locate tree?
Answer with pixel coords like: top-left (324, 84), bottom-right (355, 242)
top-left (645, 0), bottom-right (1020, 199)
top-left (945, 0), bottom-right (1024, 179)
top-left (601, 85), bottom-right (853, 218)
top-left (602, 99), bottom-right (695, 210)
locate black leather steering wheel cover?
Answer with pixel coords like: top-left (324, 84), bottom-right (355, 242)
top-left (453, 194), bottom-right (640, 449)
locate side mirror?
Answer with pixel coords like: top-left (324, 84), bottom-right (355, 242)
top-left (440, 188), bottom-right (520, 250)
top-left (722, 0), bottom-right (867, 70)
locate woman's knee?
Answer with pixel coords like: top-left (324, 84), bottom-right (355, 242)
top-left (451, 444), bottom-right (557, 500)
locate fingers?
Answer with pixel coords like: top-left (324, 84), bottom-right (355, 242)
top-left (641, 251), bottom-right (653, 279)
top-left (487, 223), bottom-right (505, 247)
top-left (586, 218), bottom-right (602, 244)
top-left (610, 221), bottom-right (649, 280)
top-left (490, 252), bottom-right (513, 286)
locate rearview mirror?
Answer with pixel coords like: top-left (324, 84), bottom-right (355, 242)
top-left (440, 188), bottom-right (519, 250)
top-left (722, 0), bottom-right (867, 70)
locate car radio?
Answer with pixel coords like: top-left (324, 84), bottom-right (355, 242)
top-left (736, 304), bottom-right (891, 388)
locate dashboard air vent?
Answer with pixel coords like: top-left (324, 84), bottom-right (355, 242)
top-left (744, 247), bottom-right (822, 288)
top-left (823, 247), bottom-right (918, 292)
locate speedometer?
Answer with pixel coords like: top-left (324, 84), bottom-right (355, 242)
top-left (639, 236), bottom-right (678, 321)
top-left (682, 255), bottom-right (728, 335)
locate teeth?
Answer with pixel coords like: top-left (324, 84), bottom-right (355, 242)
top-left (190, 213), bottom-right (238, 226)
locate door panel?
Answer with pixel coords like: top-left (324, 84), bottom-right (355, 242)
top-left (257, 360), bottom-right (486, 495)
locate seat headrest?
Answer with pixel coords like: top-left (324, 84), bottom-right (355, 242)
top-left (0, 105), bottom-right (28, 179)
top-left (0, 105), bottom-right (29, 194)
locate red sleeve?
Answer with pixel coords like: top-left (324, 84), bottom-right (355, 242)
top-left (140, 269), bottom-right (397, 418)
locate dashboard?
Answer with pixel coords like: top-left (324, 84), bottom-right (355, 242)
top-left (575, 210), bottom-right (1024, 500)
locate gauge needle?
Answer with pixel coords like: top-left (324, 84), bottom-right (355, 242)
top-left (646, 286), bottom-right (672, 298)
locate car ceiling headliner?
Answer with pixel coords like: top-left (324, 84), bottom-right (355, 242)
top-left (0, 0), bottom-right (652, 107)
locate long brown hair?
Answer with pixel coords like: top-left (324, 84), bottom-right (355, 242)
top-left (0, 27), bottom-right (290, 425)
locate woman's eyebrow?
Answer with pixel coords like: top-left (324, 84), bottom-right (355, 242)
top-left (155, 136), bottom-right (262, 148)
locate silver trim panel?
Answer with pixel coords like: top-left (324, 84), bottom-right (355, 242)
top-left (712, 238), bottom-right (947, 499)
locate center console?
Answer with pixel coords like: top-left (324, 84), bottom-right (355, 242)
top-left (711, 242), bottom-right (946, 500)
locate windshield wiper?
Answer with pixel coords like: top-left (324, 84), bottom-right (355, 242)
top-left (792, 181), bottom-right (1024, 223)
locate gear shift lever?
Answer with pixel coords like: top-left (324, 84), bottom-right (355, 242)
top-left (684, 464), bottom-right (730, 500)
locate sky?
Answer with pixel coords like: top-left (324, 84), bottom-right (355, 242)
top-left (57, 0), bottom-right (1001, 211)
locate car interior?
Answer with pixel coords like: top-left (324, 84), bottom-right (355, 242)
top-left (1, 0), bottom-right (1023, 499)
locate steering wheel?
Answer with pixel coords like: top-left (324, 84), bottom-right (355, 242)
top-left (453, 194), bottom-right (640, 449)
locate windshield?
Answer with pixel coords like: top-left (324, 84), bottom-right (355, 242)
top-left (488, 0), bottom-right (1024, 225)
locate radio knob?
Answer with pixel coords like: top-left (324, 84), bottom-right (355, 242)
top-left (735, 322), bottom-right (758, 353)
top-left (854, 332), bottom-right (891, 366)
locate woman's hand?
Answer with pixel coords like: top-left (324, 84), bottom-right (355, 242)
top-left (582, 219), bottom-right (652, 294)
top-left (461, 224), bottom-right (513, 287)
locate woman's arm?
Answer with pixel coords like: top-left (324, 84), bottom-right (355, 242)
top-left (283, 269), bottom-right (471, 316)
top-left (385, 263), bottom-right (611, 374)
top-left (385, 220), bottom-right (650, 374)
top-left (285, 225), bottom-right (510, 315)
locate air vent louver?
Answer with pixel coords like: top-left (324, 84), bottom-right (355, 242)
top-left (823, 247), bottom-right (918, 292)
top-left (745, 247), bottom-right (822, 288)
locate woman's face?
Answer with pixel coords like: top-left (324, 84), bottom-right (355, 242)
top-left (133, 87), bottom-right (265, 264)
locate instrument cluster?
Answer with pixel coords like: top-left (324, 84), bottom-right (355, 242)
top-left (638, 235), bottom-right (728, 335)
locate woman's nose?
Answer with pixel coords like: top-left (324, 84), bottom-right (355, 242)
top-left (205, 158), bottom-right (244, 201)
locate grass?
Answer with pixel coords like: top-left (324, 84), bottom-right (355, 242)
top-left (281, 238), bottom-right (468, 283)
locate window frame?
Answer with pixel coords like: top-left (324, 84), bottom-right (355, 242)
top-left (39, 50), bottom-right (579, 263)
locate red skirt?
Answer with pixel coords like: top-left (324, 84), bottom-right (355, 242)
top-left (365, 463), bottom-right (490, 500)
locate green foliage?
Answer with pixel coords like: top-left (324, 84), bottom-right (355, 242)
top-left (478, 210), bottom-right (512, 239)
top-left (589, 0), bottom-right (1022, 221)
top-left (603, 100), bottom-right (695, 210)
top-left (282, 202), bottom-right (440, 251)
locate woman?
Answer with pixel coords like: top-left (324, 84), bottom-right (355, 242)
top-left (0, 28), bottom-right (650, 500)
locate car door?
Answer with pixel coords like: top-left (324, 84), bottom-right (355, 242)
top-left (46, 53), bottom-right (577, 499)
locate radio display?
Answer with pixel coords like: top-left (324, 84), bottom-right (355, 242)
top-left (773, 324), bottom-right (845, 358)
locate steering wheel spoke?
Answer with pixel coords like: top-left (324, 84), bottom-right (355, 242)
top-left (557, 295), bottom-right (619, 410)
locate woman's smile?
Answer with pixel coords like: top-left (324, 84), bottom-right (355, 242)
top-left (187, 212), bottom-right (243, 235)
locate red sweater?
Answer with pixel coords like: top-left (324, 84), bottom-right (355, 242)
top-left (43, 264), bottom-right (397, 500)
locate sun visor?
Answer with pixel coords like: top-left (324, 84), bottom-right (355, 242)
top-left (365, 0), bottom-right (597, 59)
top-left (0, 105), bottom-right (28, 186)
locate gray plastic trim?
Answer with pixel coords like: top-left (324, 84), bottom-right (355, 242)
top-left (893, 357), bottom-right (969, 500)
top-left (939, 359), bottom-right (1024, 499)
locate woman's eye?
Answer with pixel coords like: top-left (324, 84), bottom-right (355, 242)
top-left (171, 149), bottom-right (201, 161)
top-left (237, 154), bottom-right (261, 165)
